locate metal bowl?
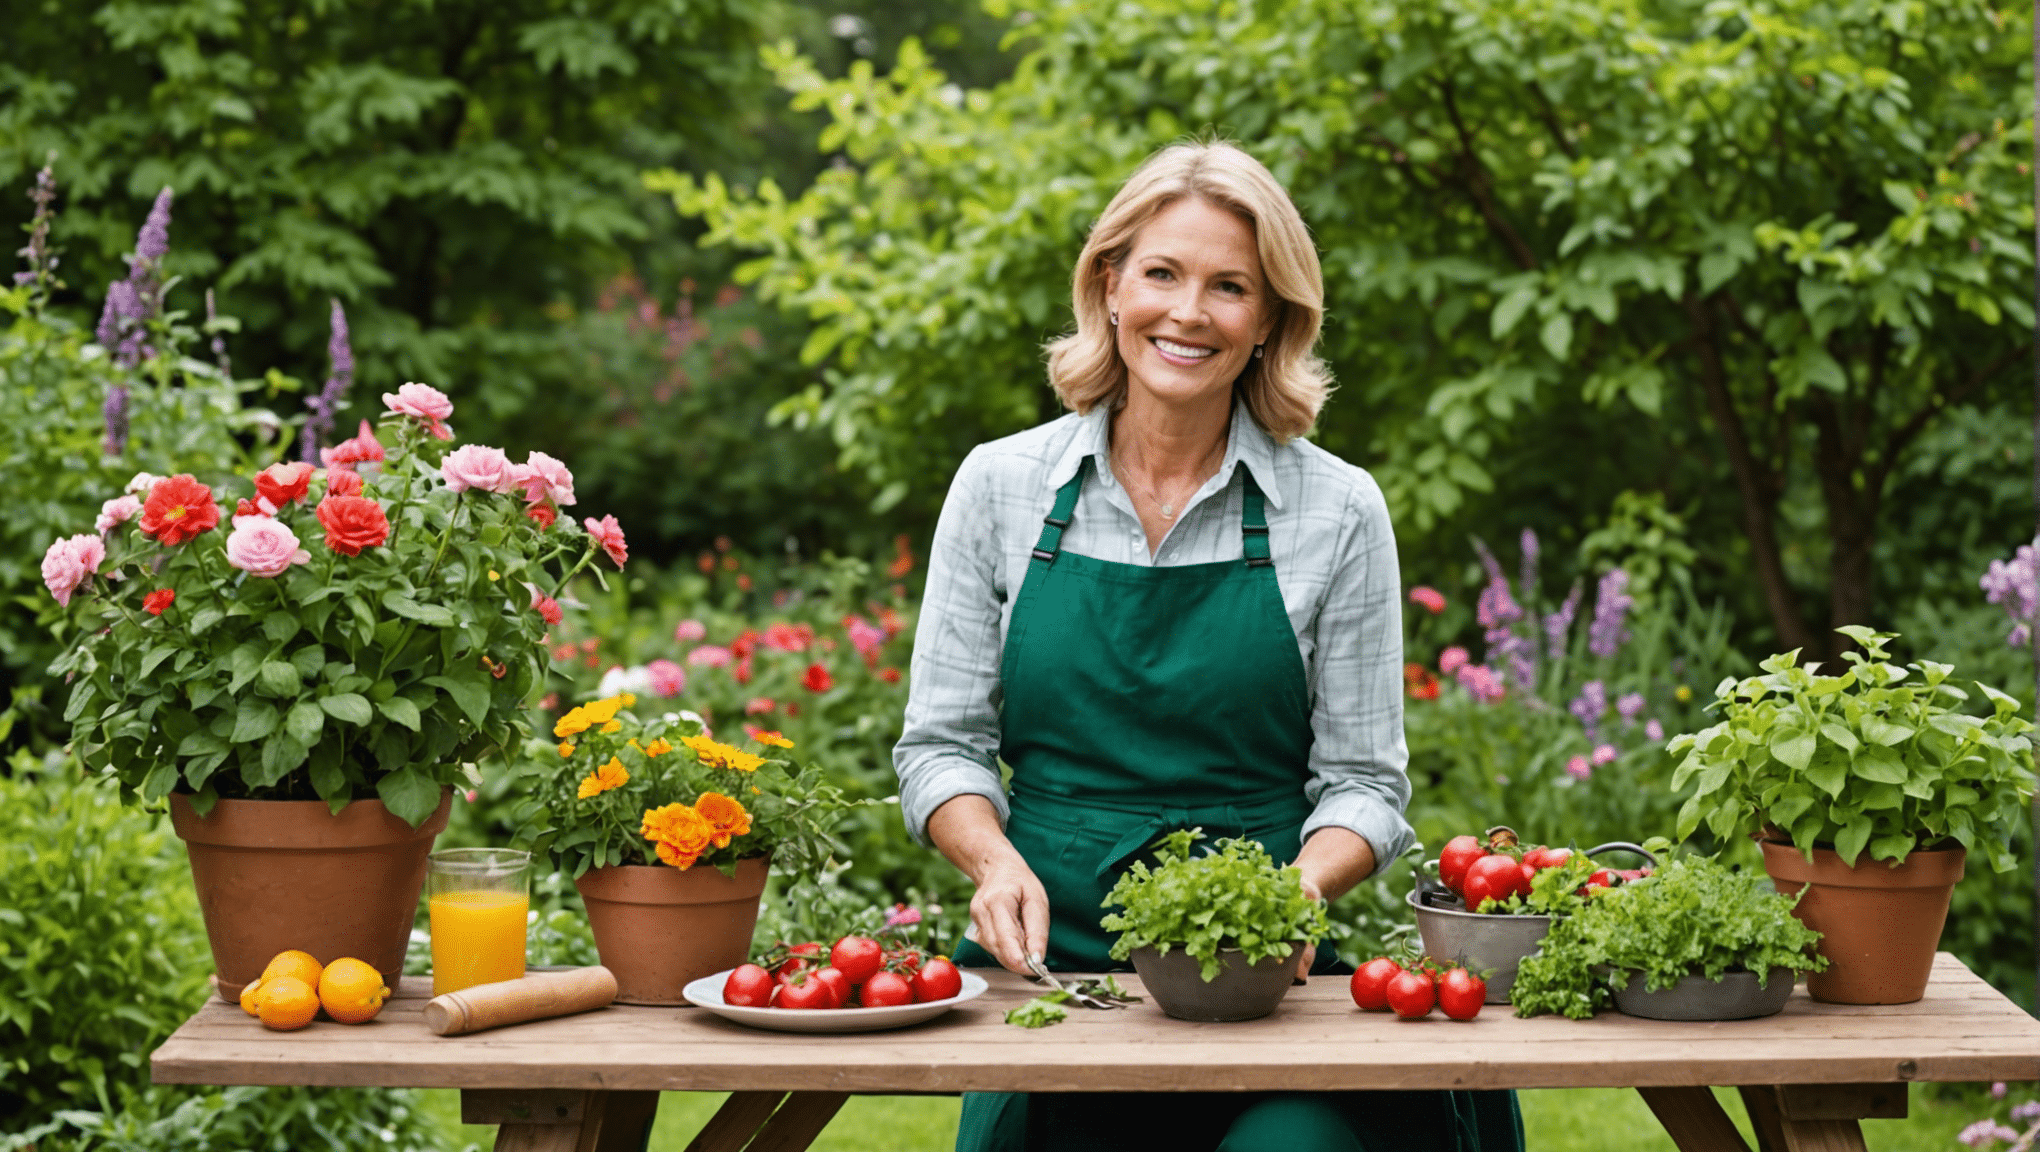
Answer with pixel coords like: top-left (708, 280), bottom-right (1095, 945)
top-left (1407, 890), bottom-right (1552, 1003)
top-left (1609, 967), bottom-right (1797, 1021)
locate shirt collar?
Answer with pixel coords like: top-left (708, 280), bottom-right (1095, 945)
top-left (1044, 399), bottom-right (1286, 510)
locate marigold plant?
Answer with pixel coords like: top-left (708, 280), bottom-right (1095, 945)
top-left (507, 693), bottom-right (854, 878)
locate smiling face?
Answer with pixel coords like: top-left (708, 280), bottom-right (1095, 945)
top-left (1104, 196), bottom-right (1278, 414)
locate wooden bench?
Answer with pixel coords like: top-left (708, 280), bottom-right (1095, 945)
top-left (153, 952), bottom-right (2040, 1152)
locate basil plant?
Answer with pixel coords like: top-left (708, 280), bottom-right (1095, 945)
top-left (1669, 627), bottom-right (2034, 871)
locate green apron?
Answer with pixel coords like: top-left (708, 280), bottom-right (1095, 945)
top-left (951, 457), bottom-right (1522, 1152)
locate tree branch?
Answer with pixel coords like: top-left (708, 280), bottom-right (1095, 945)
top-left (1525, 81), bottom-right (1578, 160)
top-left (1434, 77), bottom-right (1541, 272)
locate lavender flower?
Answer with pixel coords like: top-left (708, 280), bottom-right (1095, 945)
top-left (1616, 692), bottom-right (1647, 727)
top-left (1958, 1120), bottom-right (2021, 1148)
top-left (1545, 581), bottom-right (1582, 659)
top-left (102, 385), bottom-right (130, 456)
top-left (1570, 679), bottom-right (1608, 740)
top-left (1981, 540), bottom-right (2039, 648)
top-left (300, 298), bottom-right (355, 463)
top-left (1519, 527), bottom-right (1540, 602)
top-left (1455, 663), bottom-right (1506, 704)
top-left (1644, 718), bottom-right (1665, 742)
top-left (1588, 568), bottom-right (1634, 658)
top-left (13, 156), bottom-right (60, 291)
top-left (96, 186), bottom-right (174, 370)
top-left (2012, 1101), bottom-right (2040, 1124)
top-left (134, 188), bottom-right (171, 264)
top-left (1472, 535), bottom-right (1507, 588)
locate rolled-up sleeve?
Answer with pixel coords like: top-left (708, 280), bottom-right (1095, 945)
top-left (1298, 475), bottom-right (1416, 867)
top-left (894, 448), bottom-right (1011, 844)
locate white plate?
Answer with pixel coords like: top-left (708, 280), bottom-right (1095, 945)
top-left (682, 968), bottom-right (990, 1033)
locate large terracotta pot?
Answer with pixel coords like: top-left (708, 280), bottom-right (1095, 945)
top-left (575, 857), bottom-right (770, 1005)
top-left (1760, 838), bottom-right (1964, 1005)
top-left (170, 789), bottom-right (452, 1001)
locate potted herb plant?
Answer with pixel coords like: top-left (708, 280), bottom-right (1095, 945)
top-left (1099, 830), bottom-right (1331, 1022)
top-left (1668, 627), bottom-right (2034, 1004)
top-left (509, 696), bottom-right (851, 1004)
top-left (42, 385), bottom-right (622, 998)
top-left (1510, 855), bottom-right (1826, 1020)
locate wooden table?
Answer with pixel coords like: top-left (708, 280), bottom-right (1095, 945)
top-left (153, 953), bottom-right (2040, 1152)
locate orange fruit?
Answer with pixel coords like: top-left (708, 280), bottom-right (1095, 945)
top-left (318, 958), bottom-right (389, 1025)
top-left (261, 949), bottom-right (324, 989)
top-left (238, 980), bottom-right (263, 1017)
top-left (254, 976), bottom-right (320, 1031)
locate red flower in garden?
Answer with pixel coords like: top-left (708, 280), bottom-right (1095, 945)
top-left (802, 662), bottom-right (833, 693)
top-left (696, 551), bottom-right (715, 574)
top-left (527, 502), bottom-right (556, 530)
top-left (1408, 586), bottom-right (1447, 615)
top-left (736, 573), bottom-right (752, 591)
top-left (730, 630), bottom-right (759, 659)
top-left (316, 495), bottom-right (390, 556)
top-left (878, 607), bottom-right (903, 638)
top-left (582, 514), bottom-right (627, 567)
top-left (879, 667), bottom-right (901, 684)
top-left (255, 461), bottom-right (315, 508)
top-left (235, 498), bottom-right (269, 518)
top-left (1404, 662), bottom-right (1440, 701)
top-left (142, 588), bottom-right (175, 616)
top-left (762, 623), bottom-right (814, 653)
top-left (744, 697), bottom-right (776, 715)
top-left (888, 533), bottom-right (915, 579)
top-left (325, 468), bottom-right (364, 499)
top-left (139, 475), bottom-right (219, 546)
top-left (732, 656), bottom-right (753, 685)
top-left (531, 590), bottom-right (563, 626)
top-left (321, 419), bottom-right (385, 469)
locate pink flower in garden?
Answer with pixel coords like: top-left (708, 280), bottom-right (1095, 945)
top-left (530, 589), bottom-right (563, 626)
top-left (1438, 646), bottom-right (1470, 677)
top-left (1615, 692), bottom-right (1647, 726)
top-left (41, 534), bottom-right (105, 607)
top-left (583, 515), bottom-right (628, 567)
top-left (225, 515), bottom-right (311, 578)
top-left (733, 656), bottom-right (753, 684)
top-left (1993, 1083), bottom-right (2009, 1099)
top-left (762, 622), bottom-right (814, 653)
top-left (125, 471), bottom-right (162, 496)
top-left (255, 461), bottom-right (315, 508)
top-left (844, 615), bottom-right (887, 665)
top-left (96, 495), bottom-right (142, 534)
top-left (383, 382), bottom-right (454, 439)
top-left (675, 619), bottom-right (707, 643)
top-left (511, 451), bottom-right (577, 507)
top-left (139, 475), bottom-right (219, 546)
top-left (884, 903), bottom-right (922, 928)
top-left (235, 498), bottom-right (272, 519)
top-left (1408, 586), bottom-right (1446, 614)
top-left (1591, 744), bottom-right (1618, 766)
top-left (2013, 1102), bottom-right (2040, 1123)
top-left (744, 697), bottom-right (776, 715)
top-left (1644, 719), bottom-right (1665, 742)
top-left (1958, 1120), bottom-right (2021, 1148)
top-left (325, 468), bottom-right (365, 498)
top-left (440, 444), bottom-right (517, 494)
top-left (687, 645), bottom-right (733, 669)
top-left (322, 420), bottom-right (385, 470)
top-left (647, 659), bottom-right (686, 698)
top-left (1565, 756), bottom-right (1592, 781)
top-left (1454, 663), bottom-right (1505, 703)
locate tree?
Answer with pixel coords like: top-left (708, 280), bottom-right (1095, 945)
top-left (660, 0), bottom-right (2034, 651)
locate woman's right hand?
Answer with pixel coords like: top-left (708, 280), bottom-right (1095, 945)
top-left (926, 793), bottom-right (1050, 974)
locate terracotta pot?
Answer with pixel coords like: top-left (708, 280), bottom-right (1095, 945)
top-left (575, 857), bottom-right (770, 1005)
top-left (170, 789), bottom-right (451, 1001)
top-left (1760, 838), bottom-right (1965, 1005)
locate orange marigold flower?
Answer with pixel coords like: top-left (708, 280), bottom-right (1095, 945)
top-left (641, 802), bottom-right (712, 869)
top-left (577, 757), bottom-right (628, 799)
top-left (680, 734), bottom-right (765, 772)
top-left (558, 742), bottom-right (576, 757)
top-left (600, 719), bottom-right (622, 734)
top-left (643, 738), bottom-right (674, 757)
top-left (694, 791), bottom-right (753, 848)
top-left (743, 726), bottom-right (794, 749)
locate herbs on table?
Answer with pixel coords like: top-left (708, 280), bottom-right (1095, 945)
top-left (1100, 830), bottom-right (1330, 982)
top-left (1004, 993), bottom-right (1069, 1028)
top-left (1510, 855), bottom-right (1825, 1019)
top-left (1668, 627), bottom-right (2035, 870)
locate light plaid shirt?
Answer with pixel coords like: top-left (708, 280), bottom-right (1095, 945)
top-left (893, 402), bottom-right (1416, 866)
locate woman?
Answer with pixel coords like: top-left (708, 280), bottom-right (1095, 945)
top-left (894, 142), bottom-right (1522, 1152)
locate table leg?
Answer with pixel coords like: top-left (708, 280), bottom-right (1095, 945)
top-left (464, 1089), bottom-right (660, 1152)
top-left (1735, 1084), bottom-right (1899, 1152)
top-left (684, 1092), bottom-right (790, 1152)
top-left (1636, 1086), bottom-right (1751, 1152)
top-left (744, 1093), bottom-right (849, 1152)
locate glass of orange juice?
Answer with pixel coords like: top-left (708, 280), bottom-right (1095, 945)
top-left (428, 848), bottom-right (531, 996)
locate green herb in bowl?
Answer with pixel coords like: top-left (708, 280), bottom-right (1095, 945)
top-left (1100, 829), bottom-right (1330, 981)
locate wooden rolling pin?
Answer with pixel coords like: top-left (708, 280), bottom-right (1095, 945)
top-left (425, 966), bottom-right (619, 1036)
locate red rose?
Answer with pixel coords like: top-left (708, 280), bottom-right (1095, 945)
top-left (325, 468), bottom-right (364, 499)
top-left (139, 475), bottom-right (219, 546)
top-left (142, 588), bottom-right (175, 616)
top-left (730, 629), bottom-right (759, 659)
top-left (802, 662), bottom-right (833, 693)
top-left (316, 495), bottom-right (390, 556)
top-left (254, 461), bottom-right (315, 508)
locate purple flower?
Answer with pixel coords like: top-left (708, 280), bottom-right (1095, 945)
top-left (102, 385), bottom-right (130, 456)
top-left (1616, 692), bottom-right (1647, 726)
top-left (2010, 1101), bottom-right (2040, 1123)
top-left (300, 298), bottom-right (356, 463)
top-left (1570, 680), bottom-right (1608, 739)
top-left (1592, 744), bottom-right (1618, 766)
top-left (1472, 535), bottom-right (1507, 588)
top-left (96, 186), bottom-right (174, 371)
top-left (1993, 1083), bottom-right (2009, 1099)
top-left (1644, 718), bottom-right (1664, 742)
top-left (134, 187), bottom-right (172, 264)
top-left (1588, 568), bottom-right (1634, 658)
top-left (1982, 541), bottom-right (2039, 649)
top-left (1545, 581), bottom-right (1581, 659)
top-left (1519, 527), bottom-right (1541, 600)
top-left (1455, 663), bottom-right (1506, 703)
top-left (1957, 1120), bottom-right (2021, 1148)
top-left (13, 158), bottom-right (59, 290)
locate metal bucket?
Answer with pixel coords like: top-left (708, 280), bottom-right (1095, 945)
top-left (1407, 890), bottom-right (1552, 1003)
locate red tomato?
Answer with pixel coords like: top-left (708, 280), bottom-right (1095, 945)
top-left (911, 958), bottom-right (963, 1003)
top-left (723, 964), bottom-right (775, 1007)
top-left (1386, 968), bottom-right (1436, 1019)
top-left (1349, 958), bottom-right (1402, 1011)
top-left (1437, 968), bottom-right (1486, 1021)
top-left (1618, 868), bottom-right (1651, 882)
top-left (776, 971), bottom-right (836, 1009)
top-left (830, 935), bottom-right (884, 985)
top-left (774, 942), bottom-right (826, 980)
top-left (1522, 846), bottom-right (1572, 871)
top-left (1438, 835), bottom-right (1486, 894)
top-left (1462, 854), bottom-right (1528, 910)
top-left (1585, 868), bottom-right (1619, 889)
top-left (860, 971), bottom-right (915, 1007)
top-left (813, 967), bottom-right (851, 1008)
top-left (1519, 862), bottom-right (1537, 888)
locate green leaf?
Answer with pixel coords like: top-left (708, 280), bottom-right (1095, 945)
top-left (423, 674), bottom-right (490, 727)
top-left (376, 767), bottom-right (441, 827)
top-left (1819, 722), bottom-right (1859, 753)
top-left (1771, 730), bottom-right (1816, 772)
top-left (382, 591), bottom-right (455, 627)
top-left (1491, 283), bottom-right (1537, 338)
top-left (263, 613), bottom-right (301, 644)
top-left (285, 701), bottom-right (324, 744)
top-left (320, 693), bottom-right (374, 726)
top-left (1805, 755), bottom-right (1846, 797)
top-left (1833, 815), bottom-right (1874, 867)
top-left (138, 645), bottom-right (179, 680)
top-left (257, 661), bottom-right (302, 698)
top-left (1539, 312), bottom-right (1573, 361)
top-left (378, 696), bottom-right (422, 732)
top-left (256, 733), bottom-right (310, 785)
top-left (1852, 754), bottom-right (1907, 784)
top-left (230, 702), bottom-right (279, 744)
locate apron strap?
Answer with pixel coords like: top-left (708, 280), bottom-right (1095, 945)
top-left (1241, 468), bottom-right (1273, 569)
top-left (1029, 457), bottom-right (1090, 565)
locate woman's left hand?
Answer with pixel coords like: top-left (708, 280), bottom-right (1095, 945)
top-left (1292, 877), bottom-right (1323, 983)
top-left (1290, 828), bottom-right (1378, 984)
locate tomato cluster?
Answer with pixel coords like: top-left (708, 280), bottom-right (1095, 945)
top-left (724, 936), bottom-right (964, 1010)
top-left (1349, 956), bottom-right (1485, 1021)
top-left (1437, 827), bottom-right (1649, 910)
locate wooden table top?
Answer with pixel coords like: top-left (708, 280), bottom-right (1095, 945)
top-left (152, 953), bottom-right (2040, 1095)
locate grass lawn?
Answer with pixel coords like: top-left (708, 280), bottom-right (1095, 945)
top-left (422, 1083), bottom-right (1989, 1149)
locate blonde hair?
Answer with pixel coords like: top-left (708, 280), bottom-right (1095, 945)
top-left (1045, 141), bottom-right (1332, 440)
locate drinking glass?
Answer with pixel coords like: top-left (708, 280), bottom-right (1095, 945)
top-left (428, 847), bottom-right (531, 996)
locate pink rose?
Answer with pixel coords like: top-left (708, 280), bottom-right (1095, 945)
top-left (226, 515), bottom-right (311, 578)
top-left (647, 659), bottom-right (686, 698)
top-left (382, 382), bottom-right (454, 439)
top-left (511, 451), bottom-right (576, 507)
top-left (674, 619), bottom-right (707, 644)
top-left (440, 444), bottom-right (517, 494)
top-left (322, 420), bottom-right (385, 469)
top-left (325, 468), bottom-right (364, 498)
top-left (845, 615), bottom-right (886, 665)
top-left (41, 534), bottom-right (105, 607)
top-left (96, 495), bottom-right (142, 534)
top-left (583, 515), bottom-right (627, 568)
top-left (744, 697), bottom-right (776, 715)
top-left (530, 588), bottom-right (563, 626)
top-left (1438, 646), bottom-right (1470, 677)
top-left (686, 645), bottom-right (733, 669)
top-left (255, 461), bottom-right (315, 508)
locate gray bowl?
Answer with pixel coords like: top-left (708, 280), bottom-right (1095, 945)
top-left (1610, 967), bottom-right (1797, 1021)
top-left (1130, 944), bottom-right (1300, 1022)
top-left (1407, 890), bottom-right (1552, 1004)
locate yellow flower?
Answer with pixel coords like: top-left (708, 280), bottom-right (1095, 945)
top-left (487, 570), bottom-right (500, 581)
top-left (600, 719), bottom-right (622, 734)
top-left (620, 692), bottom-right (636, 707)
top-left (752, 730), bottom-right (794, 749)
top-left (680, 734), bottom-right (765, 772)
top-left (557, 742), bottom-right (575, 757)
top-left (554, 706), bottom-right (592, 738)
top-left (577, 757), bottom-right (629, 799)
top-left (1675, 685), bottom-right (1693, 703)
top-left (643, 738), bottom-right (673, 758)
top-left (583, 696), bottom-right (626, 725)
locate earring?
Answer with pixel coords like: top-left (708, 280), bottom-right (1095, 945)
top-left (1253, 344), bottom-right (1264, 359)
top-left (1109, 312), bottom-right (1119, 326)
